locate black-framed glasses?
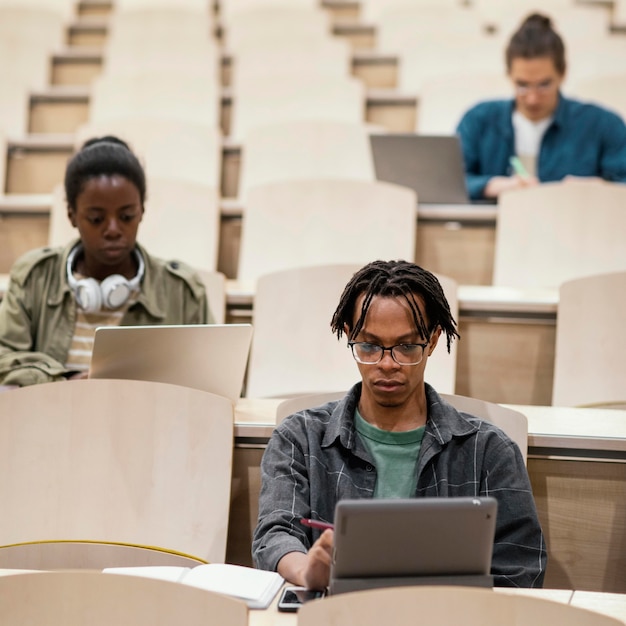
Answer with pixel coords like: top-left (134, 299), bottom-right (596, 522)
top-left (348, 341), bottom-right (429, 366)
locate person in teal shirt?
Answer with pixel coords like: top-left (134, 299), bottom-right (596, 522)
top-left (457, 13), bottom-right (626, 200)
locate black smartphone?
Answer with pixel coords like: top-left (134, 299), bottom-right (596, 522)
top-left (277, 586), bottom-right (326, 612)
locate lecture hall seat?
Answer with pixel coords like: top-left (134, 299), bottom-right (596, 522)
top-left (570, 74), bottom-right (626, 120)
top-left (376, 4), bottom-right (485, 54)
top-left (0, 571), bottom-right (248, 626)
top-left (244, 265), bottom-right (458, 398)
top-left (552, 271), bottom-right (626, 408)
top-left (237, 120), bottom-right (377, 198)
top-left (48, 178), bottom-right (220, 273)
top-left (75, 119), bottom-right (222, 189)
top-left (223, 4), bottom-right (331, 51)
top-left (417, 72), bottom-right (510, 134)
top-left (397, 35), bottom-right (503, 95)
top-left (493, 180), bottom-right (626, 289)
top-left (229, 74), bottom-right (366, 142)
top-left (298, 585), bottom-right (622, 626)
top-left (0, 380), bottom-right (234, 567)
top-left (440, 393), bottom-right (528, 464)
top-left (237, 178), bottom-right (417, 283)
top-left (89, 71), bottom-right (221, 129)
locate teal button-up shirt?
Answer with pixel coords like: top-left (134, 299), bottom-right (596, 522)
top-left (457, 94), bottom-right (626, 199)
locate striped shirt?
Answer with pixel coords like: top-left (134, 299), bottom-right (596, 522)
top-left (65, 273), bottom-right (137, 371)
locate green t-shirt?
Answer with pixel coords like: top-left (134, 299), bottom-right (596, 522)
top-left (355, 408), bottom-right (425, 498)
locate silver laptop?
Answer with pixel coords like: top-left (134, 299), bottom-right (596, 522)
top-left (370, 134), bottom-right (470, 204)
top-left (329, 496), bottom-right (497, 594)
top-left (89, 324), bottom-right (253, 402)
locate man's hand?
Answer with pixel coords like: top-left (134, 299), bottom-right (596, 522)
top-left (484, 174), bottom-right (539, 198)
top-left (277, 529), bottom-right (334, 590)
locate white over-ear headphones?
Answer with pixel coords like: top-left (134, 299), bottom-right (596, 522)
top-left (66, 244), bottom-right (145, 313)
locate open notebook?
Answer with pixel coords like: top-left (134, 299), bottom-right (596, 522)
top-left (89, 324), bottom-right (253, 402)
top-left (104, 564), bottom-right (283, 609)
top-left (370, 134), bottom-right (470, 204)
top-left (330, 497), bottom-right (498, 594)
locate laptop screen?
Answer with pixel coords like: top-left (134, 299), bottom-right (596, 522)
top-left (330, 497), bottom-right (497, 591)
top-left (370, 134), bottom-right (470, 205)
top-left (89, 324), bottom-right (253, 402)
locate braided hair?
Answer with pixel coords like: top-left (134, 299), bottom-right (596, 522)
top-left (331, 260), bottom-right (460, 353)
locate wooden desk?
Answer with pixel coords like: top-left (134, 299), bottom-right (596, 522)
top-left (229, 402), bottom-right (626, 594)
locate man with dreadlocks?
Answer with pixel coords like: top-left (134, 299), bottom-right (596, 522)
top-left (252, 260), bottom-right (546, 590)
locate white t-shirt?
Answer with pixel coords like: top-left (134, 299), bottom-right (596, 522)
top-left (512, 111), bottom-right (553, 176)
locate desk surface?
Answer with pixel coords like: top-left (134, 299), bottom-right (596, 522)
top-left (0, 275), bottom-right (559, 316)
top-left (235, 399), bottom-right (626, 455)
top-left (227, 280), bottom-right (559, 315)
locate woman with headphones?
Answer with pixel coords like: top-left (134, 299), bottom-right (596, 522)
top-left (0, 136), bottom-right (210, 387)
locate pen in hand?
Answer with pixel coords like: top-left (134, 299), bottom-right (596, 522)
top-left (300, 518), bottom-right (335, 531)
top-left (509, 156), bottom-right (530, 179)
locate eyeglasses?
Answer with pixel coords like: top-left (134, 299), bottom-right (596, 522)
top-left (348, 341), bottom-right (429, 366)
top-left (513, 79), bottom-right (556, 96)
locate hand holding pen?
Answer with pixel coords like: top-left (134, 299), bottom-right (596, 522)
top-left (300, 518), bottom-right (334, 531)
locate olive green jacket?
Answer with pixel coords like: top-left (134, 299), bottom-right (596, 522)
top-left (0, 241), bottom-right (210, 386)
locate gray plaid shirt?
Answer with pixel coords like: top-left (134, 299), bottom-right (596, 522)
top-left (252, 383), bottom-right (546, 588)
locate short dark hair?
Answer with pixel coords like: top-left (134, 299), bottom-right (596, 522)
top-left (506, 13), bottom-right (566, 75)
top-left (330, 260), bottom-right (460, 353)
top-left (64, 135), bottom-right (147, 210)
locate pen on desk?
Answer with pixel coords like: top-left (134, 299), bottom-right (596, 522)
top-left (509, 156), bottom-right (530, 179)
top-left (300, 518), bottom-right (335, 531)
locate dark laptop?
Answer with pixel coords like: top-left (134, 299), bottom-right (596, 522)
top-left (329, 497), bottom-right (497, 595)
top-left (369, 134), bottom-right (470, 205)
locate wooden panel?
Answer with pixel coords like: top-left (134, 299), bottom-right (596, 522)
top-left (0, 214), bottom-right (49, 273)
top-left (529, 457), bottom-right (626, 593)
top-left (221, 98), bottom-right (231, 137)
top-left (455, 318), bottom-right (556, 406)
top-left (335, 27), bottom-right (376, 50)
top-left (222, 148), bottom-right (240, 199)
top-left (323, 1), bottom-right (360, 22)
top-left (219, 216), bottom-right (242, 279)
top-left (68, 29), bottom-right (107, 47)
top-left (77, 2), bottom-right (112, 18)
top-left (226, 446), bottom-right (264, 567)
top-left (353, 60), bottom-right (397, 89)
top-left (6, 150), bottom-right (71, 194)
top-left (51, 60), bottom-right (102, 86)
top-left (416, 221), bottom-right (495, 286)
top-left (29, 101), bottom-right (89, 134)
top-left (366, 101), bottom-right (416, 132)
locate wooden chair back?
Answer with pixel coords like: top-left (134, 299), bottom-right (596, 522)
top-left (0, 571), bottom-right (248, 626)
top-left (552, 271), bottom-right (626, 407)
top-left (0, 379), bottom-right (234, 564)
